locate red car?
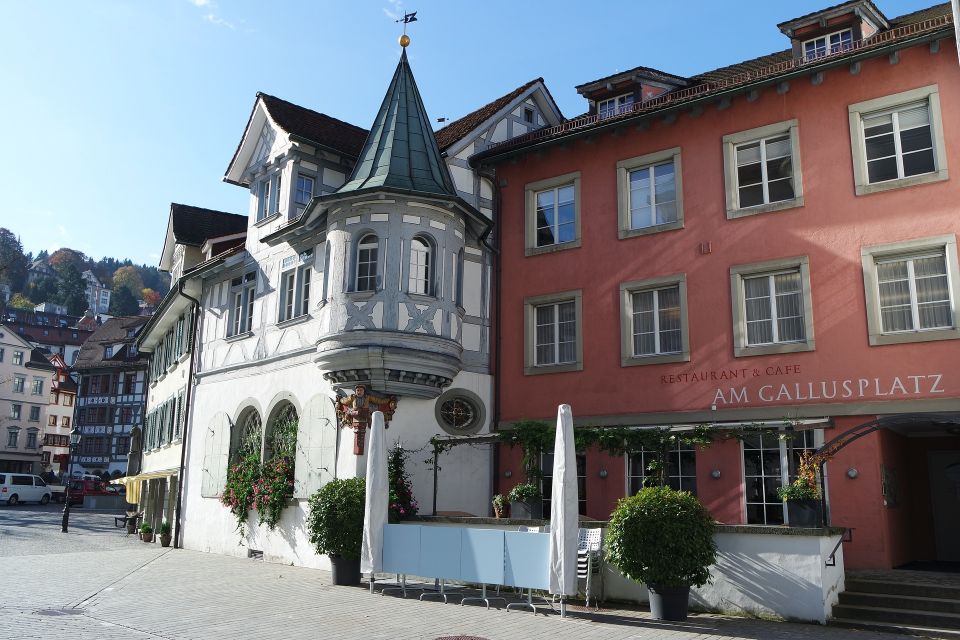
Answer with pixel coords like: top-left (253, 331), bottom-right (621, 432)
top-left (66, 479), bottom-right (111, 506)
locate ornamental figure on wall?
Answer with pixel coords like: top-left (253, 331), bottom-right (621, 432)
top-left (335, 384), bottom-right (398, 454)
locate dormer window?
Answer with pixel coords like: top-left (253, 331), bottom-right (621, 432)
top-left (258, 179), bottom-right (271, 221)
top-left (802, 28), bottom-right (852, 60)
top-left (598, 93), bottom-right (634, 119)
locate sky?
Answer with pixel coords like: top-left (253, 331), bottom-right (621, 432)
top-left (0, 0), bottom-right (936, 267)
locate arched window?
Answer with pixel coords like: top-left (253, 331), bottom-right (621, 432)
top-left (455, 249), bottom-right (465, 306)
top-left (355, 234), bottom-right (379, 292)
top-left (409, 236), bottom-right (433, 295)
top-left (264, 403), bottom-right (298, 462)
top-left (231, 408), bottom-right (262, 462)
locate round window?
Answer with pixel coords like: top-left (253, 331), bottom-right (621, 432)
top-left (434, 389), bottom-right (485, 436)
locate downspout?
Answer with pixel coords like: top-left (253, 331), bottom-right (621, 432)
top-left (477, 167), bottom-right (502, 515)
top-left (173, 278), bottom-right (201, 549)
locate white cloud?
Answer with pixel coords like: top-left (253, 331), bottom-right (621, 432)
top-left (186, 0), bottom-right (240, 31)
top-left (204, 12), bottom-right (236, 29)
top-left (383, 0), bottom-right (403, 21)
top-left (187, 0), bottom-right (212, 6)
top-left (57, 225), bottom-right (68, 237)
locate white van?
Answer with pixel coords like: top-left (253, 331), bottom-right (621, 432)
top-left (0, 473), bottom-right (53, 506)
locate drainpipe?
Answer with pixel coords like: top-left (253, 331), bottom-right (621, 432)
top-left (477, 167), bottom-right (502, 515)
top-left (173, 278), bottom-right (201, 549)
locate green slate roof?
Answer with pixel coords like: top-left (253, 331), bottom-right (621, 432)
top-left (336, 50), bottom-right (456, 198)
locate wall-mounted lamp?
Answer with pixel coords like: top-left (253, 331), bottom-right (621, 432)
top-left (503, 470), bottom-right (512, 479)
top-left (711, 469), bottom-right (722, 480)
top-left (846, 468), bottom-right (859, 479)
top-left (598, 469), bottom-right (608, 479)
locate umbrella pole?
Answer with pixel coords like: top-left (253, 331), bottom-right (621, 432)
top-left (369, 573), bottom-right (374, 594)
top-left (431, 448), bottom-right (439, 516)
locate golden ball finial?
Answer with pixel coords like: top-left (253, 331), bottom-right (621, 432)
top-left (399, 34), bottom-right (410, 47)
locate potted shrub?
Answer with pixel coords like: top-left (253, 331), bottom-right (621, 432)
top-left (306, 478), bottom-right (366, 586)
top-left (777, 452), bottom-right (822, 528)
top-left (139, 522), bottom-right (154, 543)
top-left (605, 486), bottom-right (717, 621)
top-left (491, 494), bottom-right (510, 519)
top-left (507, 482), bottom-right (542, 520)
top-left (159, 521), bottom-right (172, 547)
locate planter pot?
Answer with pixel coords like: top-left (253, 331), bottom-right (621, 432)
top-left (510, 500), bottom-right (542, 520)
top-left (329, 555), bottom-right (361, 586)
top-left (126, 522), bottom-right (137, 535)
top-left (141, 532), bottom-right (154, 543)
top-left (787, 498), bottom-right (822, 528)
top-left (493, 504), bottom-right (509, 519)
top-left (647, 584), bottom-right (690, 621)
top-left (160, 533), bottom-right (172, 548)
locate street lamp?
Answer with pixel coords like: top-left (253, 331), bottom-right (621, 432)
top-left (61, 426), bottom-right (82, 533)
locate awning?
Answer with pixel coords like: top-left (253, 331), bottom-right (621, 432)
top-left (110, 468), bottom-right (179, 504)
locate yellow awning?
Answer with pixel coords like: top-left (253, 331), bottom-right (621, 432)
top-left (110, 469), bottom-right (179, 504)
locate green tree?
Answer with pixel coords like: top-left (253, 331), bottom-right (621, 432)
top-left (0, 228), bottom-right (28, 293)
top-left (49, 248), bottom-right (87, 273)
top-left (7, 292), bottom-right (35, 310)
top-left (27, 276), bottom-right (59, 304)
top-left (112, 265), bottom-right (144, 296)
top-left (109, 286), bottom-right (139, 316)
top-left (57, 264), bottom-right (88, 315)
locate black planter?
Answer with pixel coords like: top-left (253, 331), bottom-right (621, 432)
top-left (647, 584), bottom-right (690, 621)
top-left (329, 555), bottom-right (361, 586)
top-left (787, 499), bottom-right (822, 528)
top-left (510, 500), bottom-right (543, 520)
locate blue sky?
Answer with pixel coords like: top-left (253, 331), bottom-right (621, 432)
top-left (0, 0), bottom-right (934, 266)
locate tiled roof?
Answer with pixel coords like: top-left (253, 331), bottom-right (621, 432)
top-left (434, 78), bottom-right (544, 151)
top-left (690, 49), bottom-right (794, 86)
top-left (73, 316), bottom-right (149, 370)
top-left (259, 93), bottom-right (369, 158)
top-left (170, 204), bottom-right (247, 247)
top-left (777, 0), bottom-right (886, 29)
top-left (889, 1), bottom-right (951, 25)
top-left (26, 347), bottom-right (56, 371)
top-left (574, 66), bottom-right (690, 92)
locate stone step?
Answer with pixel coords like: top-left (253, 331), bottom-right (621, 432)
top-left (840, 591), bottom-right (960, 614)
top-left (832, 604), bottom-right (960, 630)
top-left (846, 579), bottom-right (960, 601)
top-left (831, 618), bottom-right (960, 639)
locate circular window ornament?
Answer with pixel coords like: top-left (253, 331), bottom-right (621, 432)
top-left (434, 389), bottom-right (485, 436)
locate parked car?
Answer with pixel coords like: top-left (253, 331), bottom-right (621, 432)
top-left (0, 473), bottom-right (53, 506)
top-left (66, 479), bottom-right (111, 506)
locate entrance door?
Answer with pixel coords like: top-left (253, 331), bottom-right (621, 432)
top-left (928, 451), bottom-right (960, 562)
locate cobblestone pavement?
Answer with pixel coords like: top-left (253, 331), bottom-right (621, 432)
top-left (1, 504), bottom-right (921, 640)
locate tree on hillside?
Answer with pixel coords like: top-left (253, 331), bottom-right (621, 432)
top-left (141, 288), bottom-right (162, 307)
top-left (0, 228), bottom-right (29, 293)
top-left (112, 265), bottom-right (144, 296)
top-left (49, 248), bottom-right (88, 274)
top-left (109, 286), bottom-right (139, 316)
top-left (57, 264), bottom-right (88, 315)
top-left (7, 293), bottom-right (34, 310)
top-left (140, 265), bottom-right (170, 296)
top-left (27, 276), bottom-right (59, 304)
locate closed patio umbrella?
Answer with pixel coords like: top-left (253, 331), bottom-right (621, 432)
top-left (549, 404), bottom-right (579, 617)
top-left (361, 411), bottom-right (389, 593)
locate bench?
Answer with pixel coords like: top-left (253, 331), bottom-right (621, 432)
top-left (115, 511), bottom-right (143, 533)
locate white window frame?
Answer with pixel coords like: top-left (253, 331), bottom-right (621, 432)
top-left (228, 272), bottom-right (256, 337)
top-left (408, 235), bottom-right (434, 297)
top-left (598, 93), bottom-right (634, 119)
top-left (354, 233), bottom-right (380, 293)
top-left (723, 119), bottom-right (804, 219)
top-left (802, 28), bottom-right (852, 60)
top-left (28, 406), bottom-right (40, 422)
top-left (861, 234), bottom-right (960, 345)
top-left (295, 173), bottom-right (315, 213)
top-left (13, 376), bottom-right (24, 393)
top-left (848, 85), bottom-right (948, 196)
top-left (742, 429), bottom-right (822, 526)
top-left (31, 378), bottom-right (43, 395)
top-left (730, 256), bottom-right (816, 357)
top-left (627, 440), bottom-right (698, 495)
top-left (523, 290), bottom-right (583, 375)
top-left (278, 252), bottom-right (313, 323)
top-left (11, 404), bottom-right (21, 420)
top-left (617, 147), bottom-right (683, 239)
top-left (619, 274), bottom-right (690, 366)
top-left (12, 350), bottom-right (23, 366)
top-left (524, 172), bottom-right (581, 256)
top-left (257, 179), bottom-right (271, 222)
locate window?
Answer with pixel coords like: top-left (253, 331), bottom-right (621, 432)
top-left (257, 178), bottom-right (272, 221)
top-left (13, 350), bottom-right (23, 365)
top-left (62, 416), bottom-right (70, 427)
top-left (743, 430), bottom-right (818, 525)
top-left (541, 452), bottom-right (586, 517)
top-left (617, 147), bottom-right (683, 238)
top-left (523, 290), bottom-right (583, 375)
top-left (523, 107), bottom-right (534, 124)
top-left (524, 172), bottom-right (581, 255)
top-left (13, 376), bottom-right (24, 393)
top-left (7, 430), bottom-right (18, 448)
top-left (861, 235), bottom-right (960, 345)
top-left (229, 272), bottom-right (256, 336)
top-left (629, 441), bottom-right (697, 495)
top-left (26, 430), bottom-right (37, 449)
top-left (408, 236), bottom-right (433, 296)
top-left (435, 388), bottom-right (486, 436)
top-left (31, 379), bottom-right (43, 395)
top-left (295, 174), bottom-right (315, 214)
top-left (355, 234), bottom-right (379, 292)
top-left (104, 346), bottom-right (113, 358)
top-left (124, 373), bottom-right (136, 395)
top-left (115, 436), bottom-right (130, 456)
top-left (273, 174), bottom-right (282, 214)
top-left (803, 28), bottom-right (852, 60)
top-left (29, 406), bottom-right (40, 422)
top-left (48, 415), bottom-right (57, 426)
top-left (619, 275), bottom-right (690, 366)
top-left (723, 120), bottom-right (803, 218)
top-left (730, 257), bottom-right (815, 357)
top-left (0, 348), bottom-right (4, 362)
top-left (64, 395), bottom-right (73, 407)
top-left (11, 404), bottom-right (21, 419)
top-left (231, 408), bottom-right (262, 462)
top-left (278, 253), bottom-right (313, 322)
top-left (848, 85), bottom-right (948, 195)
top-left (598, 93), bottom-right (634, 119)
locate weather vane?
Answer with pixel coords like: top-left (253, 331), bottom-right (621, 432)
top-left (396, 11), bottom-right (417, 48)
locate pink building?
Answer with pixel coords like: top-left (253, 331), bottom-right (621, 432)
top-left (475, 1), bottom-right (959, 573)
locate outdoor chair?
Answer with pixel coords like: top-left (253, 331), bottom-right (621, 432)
top-left (114, 510), bottom-right (143, 534)
top-left (577, 527), bottom-right (603, 608)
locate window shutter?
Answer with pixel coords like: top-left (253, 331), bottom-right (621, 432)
top-left (201, 412), bottom-right (231, 498)
top-left (294, 395), bottom-right (338, 499)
